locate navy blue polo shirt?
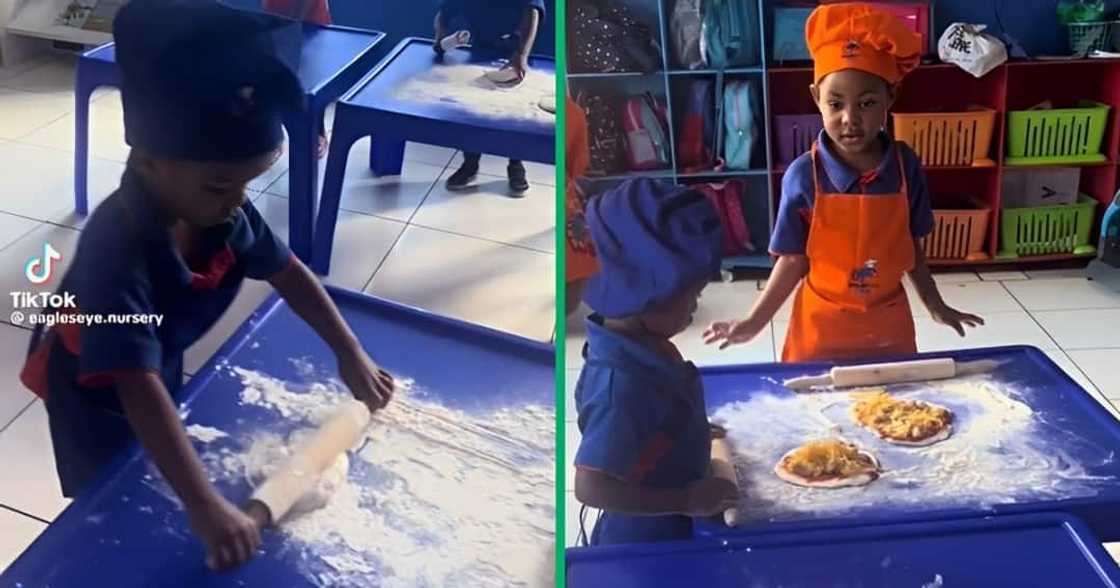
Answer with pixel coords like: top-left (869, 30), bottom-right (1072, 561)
top-left (23, 167), bottom-right (291, 403)
top-left (439, 0), bottom-right (546, 50)
top-left (770, 131), bottom-right (935, 255)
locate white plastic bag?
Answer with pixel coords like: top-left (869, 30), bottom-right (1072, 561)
top-left (938, 23), bottom-right (1008, 78)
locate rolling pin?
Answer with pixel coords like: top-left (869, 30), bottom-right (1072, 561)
top-left (709, 437), bottom-right (740, 527)
top-left (783, 358), bottom-right (999, 391)
top-left (248, 400), bottom-right (371, 525)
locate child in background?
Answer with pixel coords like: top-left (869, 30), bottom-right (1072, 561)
top-left (434, 0), bottom-right (545, 196)
top-left (565, 93), bottom-right (597, 316)
top-left (19, 0), bottom-right (393, 571)
top-left (261, 0), bottom-right (331, 158)
top-left (704, 3), bottom-right (983, 362)
top-left (573, 178), bottom-right (738, 545)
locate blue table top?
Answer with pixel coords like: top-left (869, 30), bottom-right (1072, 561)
top-left (694, 346), bottom-right (1120, 540)
top-left (568, 512), bottom-right (1120, 588)
top-left (0, 288), bottom-right (553, 587)
top-left (337, 37), bottom-right (555, 163)
top-left (82, 23), bottom-right (384, 102)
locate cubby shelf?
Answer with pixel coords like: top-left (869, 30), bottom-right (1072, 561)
top-left (568, 1), bottom-right (1114, 272)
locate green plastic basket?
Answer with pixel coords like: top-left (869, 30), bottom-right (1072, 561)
top-left (1005, 101), bottom-right (1110, 166)
top-left (998, 195), bottom-right (1098, 259)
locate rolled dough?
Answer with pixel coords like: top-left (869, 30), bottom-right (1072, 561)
top-left (245, 432), bottom-right (350, 518)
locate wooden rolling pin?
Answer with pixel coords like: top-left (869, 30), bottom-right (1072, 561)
top-left (783, 358), bottom-right (999, 391)
top-left (248, 400), bottom-right (371, 525)
top-left (709, 437), bottom-right (740, 527)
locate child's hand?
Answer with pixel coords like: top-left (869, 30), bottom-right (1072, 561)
top-left (929, 303), bottom-right (984, 337)
top-left (187, 495), bottom-right (262, 571)
top-left (703, 318), bottom-right (766, 350)
top-left (337, 347), bottom-right (395, 412)
top-left (683, 476), bottom-right (738, 517)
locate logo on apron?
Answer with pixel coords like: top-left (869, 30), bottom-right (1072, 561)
top-left (849, 259), bottom-right (879, 295)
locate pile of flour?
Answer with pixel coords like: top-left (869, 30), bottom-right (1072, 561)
top-left (392, 63), bottom-right (555, 124)
top-left (186, 365), bottom-right (554, 587)
top-left (712, 376), bottom-right (1114, 523)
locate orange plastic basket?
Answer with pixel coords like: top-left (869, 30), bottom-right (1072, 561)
top-left (924, 205), bottom-right (991, 261)
top-left (893, 108), bottom-right (997, 167)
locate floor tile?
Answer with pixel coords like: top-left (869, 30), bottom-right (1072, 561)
top-left (931, 272), bottom-right (979, 284)
top-left (0, 53), bottom-right (53, 83)
top-left (1033, 309), bottom-right (1120, 350)
top-left (0, 325), bottom-right (36, 432)
top-left (1042, 349), bottom-right (1102, 396)
top-left (1025, 268), bottom-right (1090, 280)
top-left (404, 142), bottom-right (457, 168)
top-left (0, 223), bottom-right (82, 328)
top-left (772, 320), bottom-right (788, 359)
top-left (1004, 278), bottom-right (1120, 311)
top-left (253, 193), bottom-right (405, 291)
top-left (674, 281), bottom-right (773, 367)
top-left (0, 213), bottom-right (42, 252)
top-left (449, 152), bottom-right (556, 187)
top-left (915, 311), bottom-right (1057, 352)
top-left (978, 270), bottom-right (1028, 281)
top-left (565, 309), bottom-right (588, 370)
top-left (905, 280), bottom-right (1023, 318)
top-left (566, 420), bottom-right (579, 493)
top-left (0, 87), bottom-right (71, 140)
top-left (1104, 543), bottom-right (1120, 565)
top-left (0, 140), bottom-right (123, 226)
top-left (365, 226), bottom-right (554, 342)
top-left (265, 138), bottom-right (445, 223)
top-left (21, 98), bottom-right (129, 163)
top-left (2, 55), bottom-right (76, 95)
top-left (0, 401), bottom-right (72, 521)
top-left (183, 280), bottom-right (274, 375)
top-left (0, 507), bottom-right (47, 572)
top-left (1068, 349), bottom-right (1120, 400)
top-left (565, 369), bottom-right (579, 424)
top-left (411, 169), bottom-right (554, 253)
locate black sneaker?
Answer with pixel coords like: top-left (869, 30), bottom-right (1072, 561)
top-left (508, 162), bottom-right (529, 197)
top-left (446, 162), bottom-right (479, 191)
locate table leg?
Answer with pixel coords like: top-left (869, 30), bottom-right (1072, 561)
top-left (286, 113), bottom-right (321, 263)
top-left (312, 128), bottom-right (358, 275)
top-left (369, 136), bottom-right (405, 176)
top-left (74, 72), bottom-right (95, 217)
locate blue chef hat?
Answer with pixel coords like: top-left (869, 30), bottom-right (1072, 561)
top-left (583, 178), bottom-right (723, 318)
top-left (114, 0), bottom-right (305, 161)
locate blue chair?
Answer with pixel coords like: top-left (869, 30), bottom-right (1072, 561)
top-left (72, 24), bottom-right (386, 263)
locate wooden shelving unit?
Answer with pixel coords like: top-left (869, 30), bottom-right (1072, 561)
top-left (569, 1), bottom-right (1113, 272)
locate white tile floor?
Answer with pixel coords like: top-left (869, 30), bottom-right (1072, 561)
top-left (564, 272), bottom-right (1120, 549)
top-left (0, 54), bottom-right (555, 571)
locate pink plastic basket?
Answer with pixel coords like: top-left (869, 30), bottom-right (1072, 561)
top-left (774, 114), bottom-right (824, 167)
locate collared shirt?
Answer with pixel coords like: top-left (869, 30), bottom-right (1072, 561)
top-left (21, 168), bottom-right (291, 403)
top-left (769, 131), bottom-right (935, 255)
top-left (439, 0), bottom-right (546, 49)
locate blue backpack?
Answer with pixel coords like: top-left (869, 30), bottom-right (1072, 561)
top-left (721, 80), bottom-right (759, 170)
top-left (702, 0), bottom-right (760, 69)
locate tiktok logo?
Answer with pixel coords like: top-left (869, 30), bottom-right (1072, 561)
top-left (25, 243), bottom-right (62, 285)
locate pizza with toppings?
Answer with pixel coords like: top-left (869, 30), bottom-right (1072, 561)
top-left (852, 390), bottom-right (953, 447)
top-left (774, 439), bottom-right (881, 488)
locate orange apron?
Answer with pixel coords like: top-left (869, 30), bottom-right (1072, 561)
top-left (782, 142), bottom-right (916, 363)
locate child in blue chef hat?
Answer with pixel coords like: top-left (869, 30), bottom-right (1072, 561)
top-left (572, 178), bottom-right (739, 545)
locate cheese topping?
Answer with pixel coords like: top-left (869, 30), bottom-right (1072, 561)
top-left (852, 391), bottom-right (952, 442)
top-left (780, 439), bottom-right (878, 481)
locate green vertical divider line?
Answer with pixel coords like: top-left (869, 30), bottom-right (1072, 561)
top-left (555, 0), bottom-right (568, 585)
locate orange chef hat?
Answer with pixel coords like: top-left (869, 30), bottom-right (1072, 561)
top-left (806, 3), bottom-right (921, 85)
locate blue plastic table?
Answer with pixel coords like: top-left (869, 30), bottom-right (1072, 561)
top-left (694, 346), bottom-right (1120, 541)
top-left (73, 23), bottom-right (386, 262)
top-left (568, 512), bottom-right (1120, 588)
top-left (311, 37), bottom-right (556, 274)
top-left (0, 287), bottom-right (552, 587)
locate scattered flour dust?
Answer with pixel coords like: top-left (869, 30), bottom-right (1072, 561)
top-left (198, 367), bottom-right (554, 587)
top-left (185, 424), bottom-right (228, 443)
top-left (392, 63), bottom-right (555, 124)
top-left (713, 377), bottom-right (1114, 523)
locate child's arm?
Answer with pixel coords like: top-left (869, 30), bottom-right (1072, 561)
top-left (907, 239), bottom-right (984, 336)
top-left (268, 258), bottom-right (394, 410)
top-left (116, 372), bottom-right (260, 571)
top-left (510, 6), bottom-right (541, 77)
top-left (703, 254), bottom-right (808, 349)
top-left (433, 10), bottom-right (447, 51)
top-left (574, 468), bottom-right (737, 517)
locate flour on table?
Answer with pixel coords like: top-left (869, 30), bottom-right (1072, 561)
top-left (185, 424), bottom-right (228, 443)
top-left (713, 376), bottom-right (1114, 523)
top-left (392, 63), bottom-right (555, 124)
top-left (242, 431), bottom-right (350, 518)
top-left (196, 367), bottom-right (554, 588)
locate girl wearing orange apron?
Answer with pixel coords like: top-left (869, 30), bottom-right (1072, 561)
top-left (704, 3), bottom-right (982, 361)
